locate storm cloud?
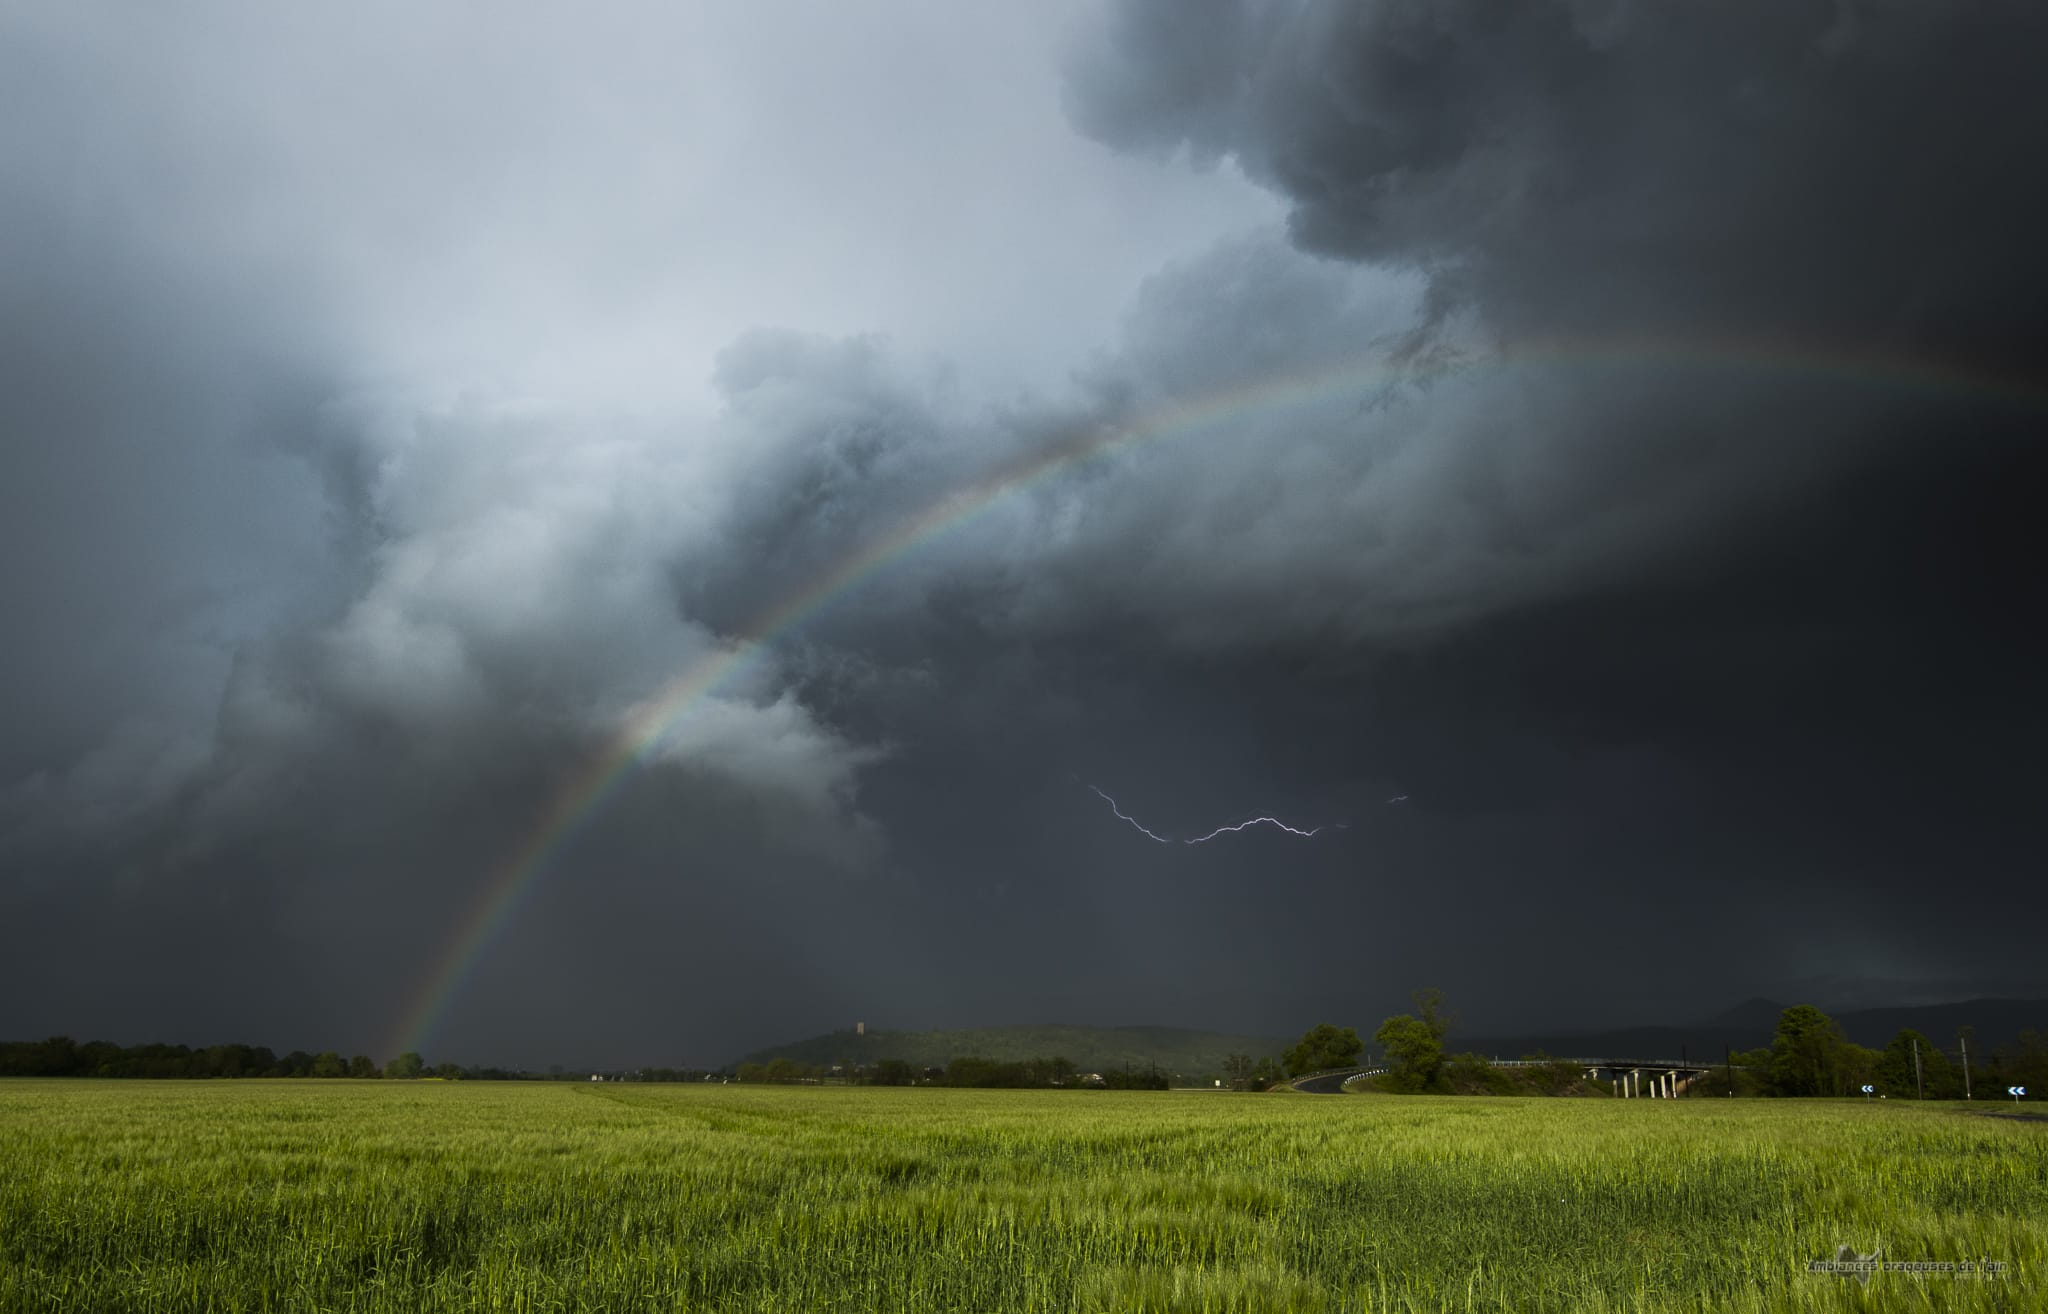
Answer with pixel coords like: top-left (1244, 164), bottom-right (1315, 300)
top-left (3, 1), bottom-right (2043, 1067)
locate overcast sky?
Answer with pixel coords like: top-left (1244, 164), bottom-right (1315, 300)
top-left (4, 0), bottom-right (2044, 1069)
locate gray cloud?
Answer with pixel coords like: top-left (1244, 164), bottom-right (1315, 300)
top-left (1053, 5), bottom-right (2048, 761)
top-left (3, 1), bottom-right (2044, 1065)
top-left (1061, 0), bottom-right (2048, 613)
top-left (1068, 0), bottom-right (2048, 343)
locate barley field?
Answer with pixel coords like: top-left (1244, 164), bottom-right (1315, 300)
top-left (1, 1080), bottom-right (2041, 1312)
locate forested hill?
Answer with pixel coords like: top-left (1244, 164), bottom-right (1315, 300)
top-left (735, 1025), bottom-right (1288, 1078)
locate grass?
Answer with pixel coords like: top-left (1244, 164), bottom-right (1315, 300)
top-left (1, 1080), bottom-right (2042, 1312)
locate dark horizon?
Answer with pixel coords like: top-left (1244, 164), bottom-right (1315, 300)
top-left (14, 990), bottom-right (2048, 1077)
top-left (5, 2), bottom-right (2045, 1071)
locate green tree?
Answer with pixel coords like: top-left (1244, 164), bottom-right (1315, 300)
top-left (35, 1037), bottom-right (80, 1076)
top-left (385, 1051), bottom-right (424, 1080)
top-left (1411, 987), bottom-right (1454, 1044)
top-left (1283, 1023), bottom-right (1363, 1077)
top-left (310, 1051), bottom-right (346, 1078)
top-left (347, 1054), bottom-right (378, 1078)
top-left (1877, 1029), bottom-right (1958, 1099)
top-left (1923, 1040), bottom-right (1961, 1098)
top-left (2002, 1030), bottom-right (2048, 1094)
top-left (1837, 1042), bottom-right (1883, 1097)
top-left (1769, 1005), bottom-right (1847, 1096)
top-left (1374, 1013), bottom-right (1445, 1092)
top-left (1222, 1053), bottom-right (1256, 1091)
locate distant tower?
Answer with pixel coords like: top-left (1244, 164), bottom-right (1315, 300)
top-left (856, 1021), bottom-right (865, 1037)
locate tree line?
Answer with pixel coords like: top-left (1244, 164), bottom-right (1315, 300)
top-left (0, 1038), bottom-right (721, 1083)
top-left (15, 1005), bottom-right (2043, 1096)
top-left (3, 1038), bottom-right (403, 1080)
top-left (1213, 1021), bottom-right (1371, 1091)
top-left (3, 1036), bottom-right (1170, 1088)
top-left (1225, 992), bottom-right (2048, 1098)
top-left (1707, 1005), bottom-right (2048, 1099)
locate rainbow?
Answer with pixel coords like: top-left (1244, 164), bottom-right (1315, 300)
top-left (388, 335), bottom-right (2045, 1058)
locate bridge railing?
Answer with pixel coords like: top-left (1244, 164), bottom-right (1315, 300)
top-left (1284, 1066), bottom-right (1386, 1087)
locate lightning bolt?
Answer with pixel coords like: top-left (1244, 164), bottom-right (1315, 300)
top-left (1087, 785), bottom-right (1172, 843)
top-left (1387, 794), bottom-right (1409, 804)
top-left (1184, 816), bottom-right (1322, 843)
top-left (1084, 781), bottom-right (1332, 844)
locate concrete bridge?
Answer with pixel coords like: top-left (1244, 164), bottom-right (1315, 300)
top-left (1291, 1057), bottom-right (1727, 1097)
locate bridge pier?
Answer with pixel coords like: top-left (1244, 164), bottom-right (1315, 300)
top-left (1584, 1060), bottom-right (1713, 1098)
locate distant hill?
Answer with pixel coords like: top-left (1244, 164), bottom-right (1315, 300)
top-left (735, 1025), bottom-right (1288, 1078)
top-left (1460, 998), bottom-right (2048, 1060)
top-left (1820, 998), bottom-right (2047, 1051)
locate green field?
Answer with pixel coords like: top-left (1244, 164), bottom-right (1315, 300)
top-left (2, 1081), bottom-right (2041, 1312)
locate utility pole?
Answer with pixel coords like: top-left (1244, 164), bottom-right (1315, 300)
top-left (1960, 1028), bottom-right (1974, 1100)
top-left (1725, 1044), bottom-right (1733, 1097)
top-left (1913, 1036), bottom-right (1924, 1100)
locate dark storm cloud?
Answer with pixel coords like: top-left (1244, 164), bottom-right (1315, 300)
top-left (1069, 0), bottom-right (2048, 348)
top-left (1045, 0), bottom-right (2048, 1012)
top-left (5, 2), bottom-right (2045, 1067)
top-left (1053, 0), bottom-right (2048, 722)
top-left (1061, 0), bottom-right (2048, 599)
